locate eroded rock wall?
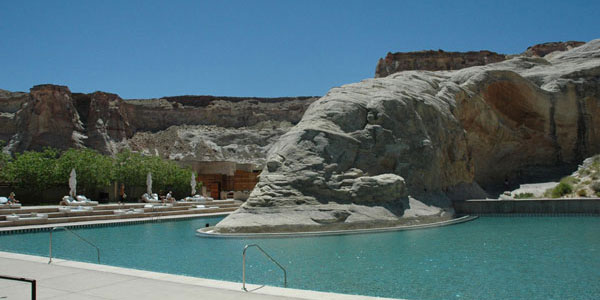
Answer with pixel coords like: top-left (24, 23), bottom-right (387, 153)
top-left (121, 96), bottom-right (312, 133)
top-left (6, 85), bottom-right (86, 152)
top-left (0, 86), bottom-right (317, 165)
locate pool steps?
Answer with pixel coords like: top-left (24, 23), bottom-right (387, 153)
top-left (0, 200), bottom-right (240, 231)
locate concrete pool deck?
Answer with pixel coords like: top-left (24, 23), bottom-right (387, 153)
top-left (0, 252), bottom-right (400, 300)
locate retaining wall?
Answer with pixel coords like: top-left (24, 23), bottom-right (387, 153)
top-left (454, 198), bottom-right (600, 215)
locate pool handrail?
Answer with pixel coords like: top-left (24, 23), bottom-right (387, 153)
top-left (242, 244), bottom-right (287, 290)
top-left (48, 226), bottom-right (101, 264)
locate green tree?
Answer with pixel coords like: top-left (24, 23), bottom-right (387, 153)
top-left (3, 148), bottom-right (61, 190)
top-left (56, 149), bottom-right (115, 195)
top-left (0, 142), bottom-right (11, 182)
top-left (3, 147), bottom-right (195, 201)
top-left (115, 150), bottom-right (193, 198)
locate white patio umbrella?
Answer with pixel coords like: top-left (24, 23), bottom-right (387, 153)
top-left (69, 169), bottom-right (77, 198)
top-left (146, 172), bottom-right (152, 196)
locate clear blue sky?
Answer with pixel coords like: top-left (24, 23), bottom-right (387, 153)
top-left (1, 0), bottom-right (598, 98)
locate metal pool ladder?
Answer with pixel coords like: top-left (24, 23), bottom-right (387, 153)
top-left (242, 244), bottom-right (287, 291)
top-left (48, 226), bottom-right (101, 264)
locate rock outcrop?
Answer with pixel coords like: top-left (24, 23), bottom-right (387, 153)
top-left (215, 39), bottom-right (600, 233)
top-left (73, 92), bottom-right (133, 154)
top-left (0, 90), bottom-right (27, 142)
top-left (6, 85), bottom-right (86, 152)
top-left (523, 41), bottom-right (585, 58)
top-left (126, 121), bottom-right (293, 166)
top-left (375, 50), bottom-right (506, 77)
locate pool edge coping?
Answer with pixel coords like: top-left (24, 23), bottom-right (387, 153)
top-left (0, 251), bottom-right (402, 300)
top-left (196, 215), bottom-right (478, 238)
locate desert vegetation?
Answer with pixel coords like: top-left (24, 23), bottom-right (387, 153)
top-left (544, 155), bottom-right (600, 198)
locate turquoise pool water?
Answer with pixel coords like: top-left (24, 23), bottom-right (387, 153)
top-left (1, 217), bottom-right (599, 299)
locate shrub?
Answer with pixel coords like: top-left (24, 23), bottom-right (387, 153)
top-left (551, 182), bottom-right (573, 198)
top-left (560, 176), bottom-right (579, 186)
top-left (514, 192), bottom-right (534, 199)
top-left (577, 189), bottom-right (588, 197)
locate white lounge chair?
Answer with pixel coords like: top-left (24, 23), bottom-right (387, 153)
top-left (60, 195), bottom-right (98, 206)
top-left (141, 193), bottom-right (161, 203)
top-left (181, 195), bottom-right (208, 203)
top-left (6, 212), bottom-right (47, 221)
top-left (0, 197), bottom-right (21, 209)
top-left (114, 208), bottom-right (143, 215)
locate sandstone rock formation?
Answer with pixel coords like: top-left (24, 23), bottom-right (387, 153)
top-left (127, 121), bottom-right (293, 166)
top-left (375, 50), bottom-right (506, 77)
top-left (374, 41), bottom-right (584, 78)
top-left (74, 91), bottom-right (133, 154)
top-left (0, 89), bottom-right (27, 142)
top-left (523, 41), bottom-right (585, 58)
top-left (215, 39), bottom-right (600, 233)
top-left (0, 87), bottom-right (316, 166)
top-left (6, 85), bottom-right (86, 152)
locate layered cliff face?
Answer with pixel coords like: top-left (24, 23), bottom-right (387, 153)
top-left (375, 41), bottom-right (584, 78)
top-left (127, 121), bottom-right (293, 165)
top-left (523, 41), bottom-right (585, 58)
top-left (375, 50), bottom-right (506, 78)
top-left (73, 92), bottom-right (133, 154)
top-left (6, 85), bottom-right (86, 152)
top-left (0, 86), bottom-right (316, 166)
top-left (215, 39), bottom-right (600, 233)
top-left (0, 90), bottom-right (28, 142)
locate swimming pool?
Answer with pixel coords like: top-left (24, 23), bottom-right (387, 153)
top-left (1, 216), bottom-right (599, 299)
